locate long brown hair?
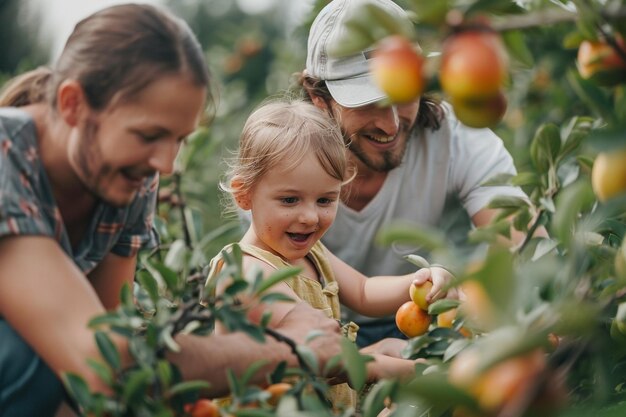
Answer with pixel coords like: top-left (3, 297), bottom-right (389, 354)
top-left (0, 4), bottom-right (213, 112)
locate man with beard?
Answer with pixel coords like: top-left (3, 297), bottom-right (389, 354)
top-left (0, 4), bottom-right (344, 415)
top-left (297, 0), bottom-right (530, 347)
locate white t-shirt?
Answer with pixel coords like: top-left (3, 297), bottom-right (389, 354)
top-left (320, 105), bottom-right (526, 324)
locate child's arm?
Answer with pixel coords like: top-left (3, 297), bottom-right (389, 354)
top-left (327, 250), bottom-right (455, 317)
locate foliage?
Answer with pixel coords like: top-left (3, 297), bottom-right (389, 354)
top-left (2, 0), bottom-right (625, 415)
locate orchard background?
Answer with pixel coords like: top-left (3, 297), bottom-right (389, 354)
top-left (2, 0), bottom-right (626, 416)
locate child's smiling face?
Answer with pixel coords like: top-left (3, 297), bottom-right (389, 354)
top-left (242, 152), bottom-right (342, 263)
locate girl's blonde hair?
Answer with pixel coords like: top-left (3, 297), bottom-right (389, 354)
top-left (222, 98), bottom-right (352, 211)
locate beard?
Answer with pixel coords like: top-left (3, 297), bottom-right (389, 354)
top-left (343, 125), bottom-right (410, 172)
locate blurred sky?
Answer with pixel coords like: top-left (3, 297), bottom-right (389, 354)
top-left (33, 0), bottom-right (293, 59)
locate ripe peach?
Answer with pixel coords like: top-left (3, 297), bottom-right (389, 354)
top-left (450, 91), bottom-right (507, 129)
top-left (184, 398), bottom-right (219, 417)
top-left (591, 149), bottom-right (626, 202)
top-left (449, 348), bottom-right (547, 414)
top-left (436, 307), bottom-right (472, 337)
top-left (371, 35), bottom-right (425, 104)
top-left (409, 280), bottom-right (433, 310)
top-left (459, 280), bottom-right (495, 330)
top-left (440, 30), bottom-right (508, 100)
top-left (577, 37), bottom-right (626, 86)
top-left (395, 300), bottom-right (431, 337)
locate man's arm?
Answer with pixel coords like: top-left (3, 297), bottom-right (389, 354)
top-left (171, 302), bottom-right (344, 396)
top-left (0, 237), bottom-right (345, 397)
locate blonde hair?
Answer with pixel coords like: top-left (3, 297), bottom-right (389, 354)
top-left (222, 98), bottom-right (352, 212)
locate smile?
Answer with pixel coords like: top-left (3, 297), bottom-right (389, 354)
top-left (365, 134), bottom-right (395, 144)
top-left (287, 232), bottom-right (314, 242)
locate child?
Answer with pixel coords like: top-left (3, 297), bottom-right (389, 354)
top-left (206, 99), bottom-right (454, 408)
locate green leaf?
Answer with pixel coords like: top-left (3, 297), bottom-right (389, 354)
top-left (377, 222), bottom-right (447, 251)
top-left (156, 360), bottom-right (173, 389)
top-left (428, 299), bottom-right (460, 315)
top-left (295, 345), bottom-right (319, 376)
top-left (254, 266), bottom-right (301, 294)
top-left (161, 325), bottom-right (181, 353)
top-left (567, 69), bottom-right (614, 120)
top-left (122, 368), bottom-right (154, 403)
top-left (481, 172), bottom-right (514, 186)
top-left (585, 124), bottom-right (626, 152)
top-left (530, 123), bottom-right (561, 171)
top-left (62, 372), bottom-right (93, 408)
top-left (502, 30), bottom-right (534, 68)
top-left (487, 195), bottom-right (530, 210)
top-left (341, 337), bottom-right (371, 391)
top-left (404, 254), bottom-right (430, 269)
top-left (240, 359), bottom-right (270, 386)
top-left (95, 331), bottom-right (121, 370)
top-left (408, 0), bottom-right (449, 25)
top-left (366, 3), bottom-right (415, 39)
top-left (86, 358), bottom-right (113, 386)
top-left (164, 238), bottom-right (189, 272)
top-left (168, 380), bottom-right (211, 397)
top-left (137, 270), bottom-right (160, 304)
top-left (259, 292), bottom-right (295, 304)
top-left (362, 380), bottom-right (398, 417)
top-left (552, 180), bottom-right (596, 246)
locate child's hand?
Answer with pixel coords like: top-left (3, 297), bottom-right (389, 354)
top-left (412, 267), bottom-right (458, 304)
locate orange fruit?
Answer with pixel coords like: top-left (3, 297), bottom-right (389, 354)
top-left (184, 398), bottom-right (219, 417)
top-left (264, 382), bottom-right (292, 406)
top-left (395, 300), bottom-right (431, 337)
top-left (577, 37), bottom-right (626, 86)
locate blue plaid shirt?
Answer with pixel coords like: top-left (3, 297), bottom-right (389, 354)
top-left (0, 107), bottom-right (158, 273)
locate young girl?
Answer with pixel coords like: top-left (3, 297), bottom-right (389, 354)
top-left (206, 99), bottom-right (453, 408)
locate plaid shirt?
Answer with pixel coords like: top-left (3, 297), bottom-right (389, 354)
top-left (0, 108), bottom-right (158, 273)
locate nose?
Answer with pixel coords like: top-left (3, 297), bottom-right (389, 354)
top-left (298, 204), bottom-right (319, 225)
top-left (374, 105), bottom-right (400, 137)
top-left (149, 139), bottom-right (179, 175)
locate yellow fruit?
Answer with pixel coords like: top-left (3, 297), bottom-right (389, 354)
top-left (395, 300), bottom-right (431, 337)
top-left (591, 150), bottom-right (626, 202)
top-left (371, 35), bottom-right (425, 103)
top-left (409, 280), bottom-right (433, 310)
top-left (440, 30), bottom-right (508, 100)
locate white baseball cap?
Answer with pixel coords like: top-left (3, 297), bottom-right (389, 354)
top-left (305, 0), bottom-right (413, 108)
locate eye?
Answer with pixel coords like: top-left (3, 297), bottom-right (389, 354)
top-left (318, 197), bottom-right (335, 206)
top-left (137, 132), bottom-right (164, 143)
top-left (281, 197), bottom-right (298, 204)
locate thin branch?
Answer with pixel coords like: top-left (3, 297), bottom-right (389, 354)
top-left (492, 7), bottom-right (626, 32)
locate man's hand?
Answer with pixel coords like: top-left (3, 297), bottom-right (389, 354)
top-left (274, 302), bottom-right (343, 374)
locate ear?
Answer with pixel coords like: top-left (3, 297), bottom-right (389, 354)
top-left (56, 80), bottom-right (88, 127)
top-left (310, 93), bottom-right (329, 111)
top-left (231, 176), bottom-right (252, 210)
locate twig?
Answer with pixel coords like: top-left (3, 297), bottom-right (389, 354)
top-left (491, 7), bottom-right (626, 32)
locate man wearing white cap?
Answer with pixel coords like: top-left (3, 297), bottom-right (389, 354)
top-left (298, 0), bottom-right (530, 347)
